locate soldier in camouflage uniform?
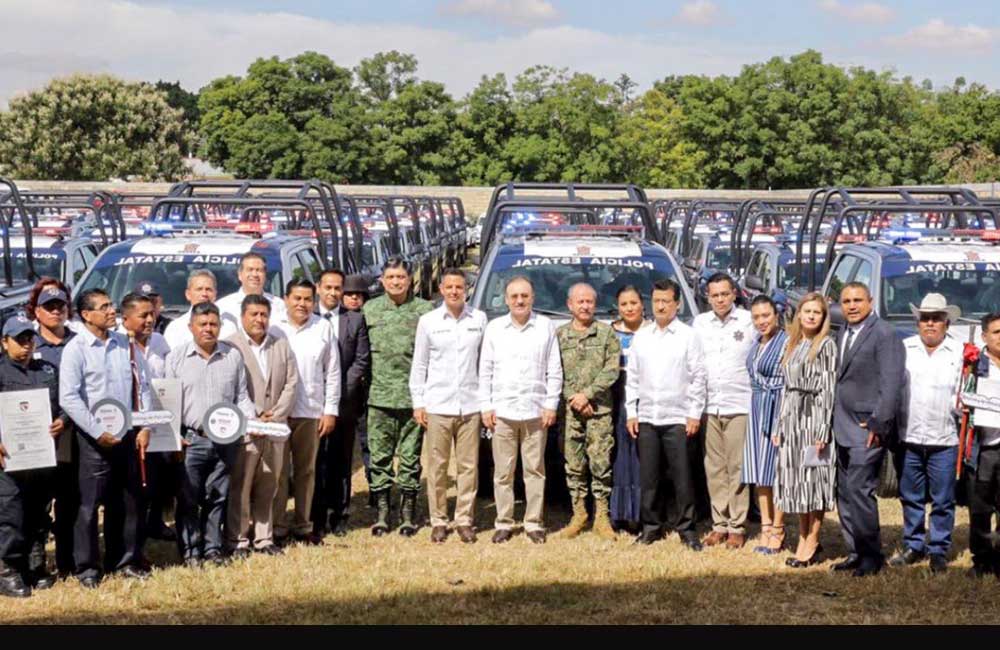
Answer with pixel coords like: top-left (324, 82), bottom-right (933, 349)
top-left (556, 283), bottom-right (622, 540)
top-left (363, 257), bottom-right (433, 537)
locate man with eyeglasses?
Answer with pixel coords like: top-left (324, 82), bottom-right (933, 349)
top-left (891, 294), bottom-right (964, 574)
top-left (59, 289), bottom-right (154, 588)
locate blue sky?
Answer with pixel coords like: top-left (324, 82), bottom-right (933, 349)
top-left (1, 0), bottom-right (998, 105)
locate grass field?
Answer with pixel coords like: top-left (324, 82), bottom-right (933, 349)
top-left (5, 461), bottom-right (1000, 625)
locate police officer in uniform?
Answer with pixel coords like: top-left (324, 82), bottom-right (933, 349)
top-left (0, 315), bottom-right (65, 597)
top-left (363, 258), bottom-right (433, 536)
top-left (555, 283), bottom-right (621, 540)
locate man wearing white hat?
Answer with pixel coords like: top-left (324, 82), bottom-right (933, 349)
top-left (890, 293), bottom-right (964, 574)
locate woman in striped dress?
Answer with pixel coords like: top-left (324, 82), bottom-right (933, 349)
top-left (741, 295), bottom-right (788, 555)
top-left (610, 285), bottom-right (648, 532)
top-left (773, 292), bottom-right (838, 568)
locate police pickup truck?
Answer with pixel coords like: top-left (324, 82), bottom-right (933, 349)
top-left (472, 227), bottom-right (698, 325)
top-left (73, 230), bottom-right (327, 318)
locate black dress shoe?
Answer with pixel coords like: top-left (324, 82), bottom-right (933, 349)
top-left (526, 530), bottom-right (546, 544)
top-left (832, 555), bottom-right (861, 572)
top-left (492, 529), bottom-right (514, 544)
top-left (331, 519), bottom-right (349, 537)
top-left (679, 533), bottom-right (703, 552)
top-left (29, 568), bottom-right (57, 590)
top-left (635, 530), bottom-right (660, 546)
top-left (852, 563), bottom-right (883, 578)
top-left (120, 565), bottom-right (151, 580)
top-left (889, 548), bottom-right (926, 567)
top-left (292, 532), bottom-right (324, 546)
top-left (230, 548), bottom-right (253, 561)
top-left (966, 562), bottom-right (994, 578)
top-left (203, 551), bottom-right (229, 567)
top-left (0, 571), bottom-right (31, 598)
top-left (929, 555), bottom-right (948, 574)
top-left (78, 574), bottom-right (102, 589)
top-left (255, 545), bottom-right (284, 556)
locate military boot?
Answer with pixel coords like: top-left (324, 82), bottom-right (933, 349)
top-left (398, 490), bottom-right (419, 537)
top-left (592, 499), bottom-right (617, 541)
top-left (371, 490), bottom-right (391, 537)
top-left (557, 499), bottom-right (589, 539)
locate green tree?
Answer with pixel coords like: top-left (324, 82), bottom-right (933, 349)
top-left (354, 51), bottom-right (418, 103)
top-left (198, 52), bottom-right (368, 181)
top-left (0, 74), bottom-right (188, 181)
top-left (451, 73), bottom-right (516, 185)
top-left (616, 88), bottom-right (705, 188)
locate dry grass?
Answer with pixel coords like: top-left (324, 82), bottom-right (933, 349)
top-left (5, 461), bottom-right (1000, 625)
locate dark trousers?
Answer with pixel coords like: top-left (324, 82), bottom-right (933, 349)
top-left (968, 445), bottom-right (1000, 567)
top-left (358, 408), bottom-right (371, 481)
top-left (145, 452), bottom-right (178, 532)
top-left (836, 444), bottom-right (885, 566)
top-left (638, 423), bottom-right (696, 535)
top-left (899, 443), bottom-right (957, 557)
top-left (176, 435), bottom-right (238, 559)
top-left (54, 458), bottom-right (79, 575)
top-left (312, 413), bottom-right (357, 532)
top-left (0, 468), bottom-right (54, 572)
top-left (74, 430), bottom-right (145, 579)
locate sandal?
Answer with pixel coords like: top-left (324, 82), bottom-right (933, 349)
top-left (752, 525), bottom-right (775, 555)
top-left (768, 525), bottom-right (786, 552)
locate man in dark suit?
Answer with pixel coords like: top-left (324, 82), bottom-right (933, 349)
top-left (832, 282), bottom-right (906, 577)
top-left (312, 269), bottom-right (371, 536)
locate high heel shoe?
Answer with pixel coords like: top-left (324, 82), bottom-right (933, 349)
top-left (785, 548), bottom-right (823, 568)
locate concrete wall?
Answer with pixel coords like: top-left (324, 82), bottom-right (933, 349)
top-left (12, 180), bottom-right (1000, 221)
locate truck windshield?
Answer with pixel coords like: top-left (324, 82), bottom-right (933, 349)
top-left (882, 265), bottom-right (1000, 320)
top-left (480, 254), bottom-right (692, 321)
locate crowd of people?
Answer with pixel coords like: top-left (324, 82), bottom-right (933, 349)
top-left (1, 254), bottom-right (1000, 600)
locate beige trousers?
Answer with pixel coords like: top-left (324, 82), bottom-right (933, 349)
top-left (227, 435), bottom-right (285, 549)
top-left (492, 417), bottom-right (547, 532)
top-left (425, 413), bottom-right (481, 528)
top-left (272, 417), bottom-right (320, 538)
top-left (704, 414), bottom-right (750, 534)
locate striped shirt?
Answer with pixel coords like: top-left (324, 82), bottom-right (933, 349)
top-left (165, 340), bottom-right (256, 430)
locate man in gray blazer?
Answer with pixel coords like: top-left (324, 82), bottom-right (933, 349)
top-left (226, 294), bottom-right (299, 558)
top-left (312, 269), bottom-right (371, 536)
top-left (832, 282), bottom-right (905, 577)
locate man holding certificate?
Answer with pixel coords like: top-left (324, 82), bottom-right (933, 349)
top-left (59, 289), bottom-right (154, 588)
top-left (165, 302), bottom-right (256, 567)
top-left (0, 315), bottom-right (66, 598)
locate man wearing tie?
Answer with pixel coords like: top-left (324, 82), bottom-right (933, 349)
top-left (312, 269), bottom-right (370, 537)
top-left (832, 282), bottom-right (905, 577)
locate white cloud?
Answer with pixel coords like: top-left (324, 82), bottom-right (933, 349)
top-left (0, 0), bottom-right (776, 107)
top-left (675, 1), bottom-right (721, 27)
top-left (817, 0), bottom-right (894, 25)
top-left (439, 0), bottom-right (559, 27)
top-left (885, 19), bottom-right (997, 51)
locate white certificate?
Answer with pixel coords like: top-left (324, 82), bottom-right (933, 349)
top-left (0, 388), bottom-right (56, 472)
top-left (147, 379), bottom-right (182, 453)
top-left (974, 377), bottom-right (1000, 429)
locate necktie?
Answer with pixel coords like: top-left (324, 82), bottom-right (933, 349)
top-left (323, 311), bottom-right (333, 320)
top-left (843, 327), bottom-right (856, 360)
top-left (128, 336), bottom-right (141, 410)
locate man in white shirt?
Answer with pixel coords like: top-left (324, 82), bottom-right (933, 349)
top-left (626, 278), bottom-right (706, 549)
top-left (272, 277), bottom-right (340, 546)
top-left (216, 252), bottom-right (286, 330)
top-left (693, 272), bottom-right (755, 549)
top-left (891, 294), bottom-right (964, 574)
top-left (479, 276), bottom-right (562, 544)
top-left (164, 270), bottom-right (236, 349)
top-left (118, 292), bottom-right (174, 543)
top-left (410, 269), bottom-right (487, 544)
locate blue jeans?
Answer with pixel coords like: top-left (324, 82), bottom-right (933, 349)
top-left (899, 443), bottom-right (958, 557)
